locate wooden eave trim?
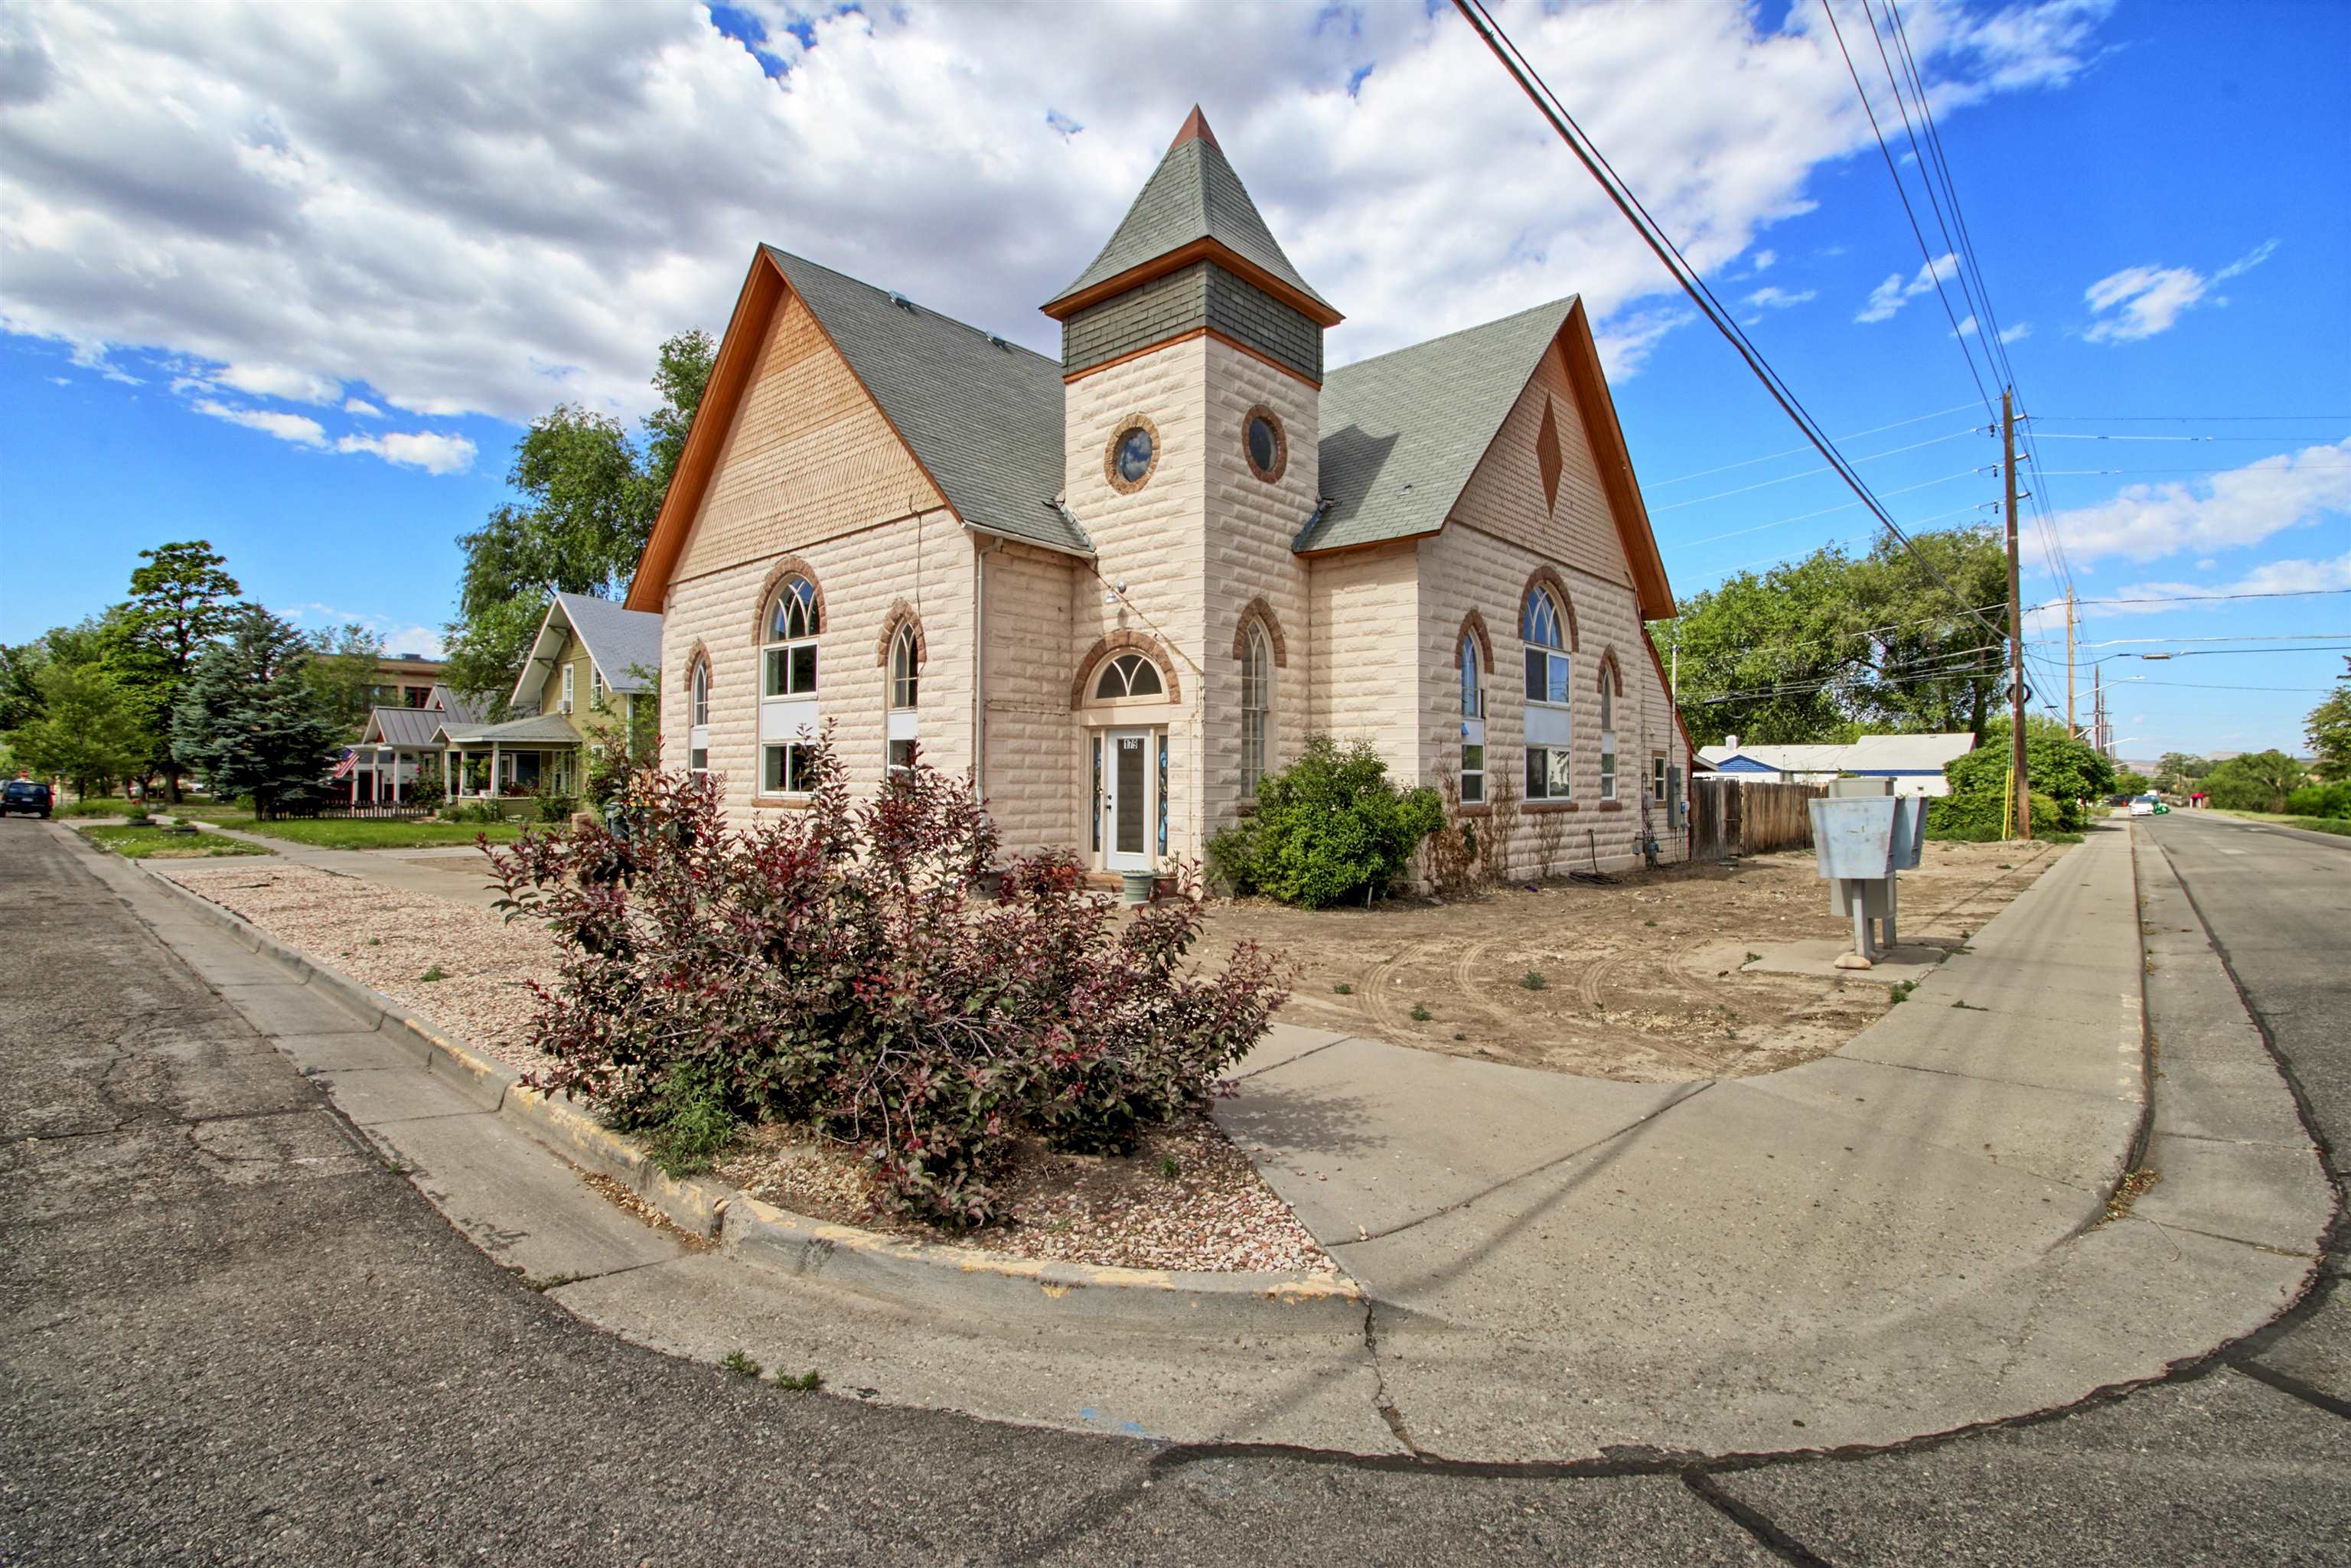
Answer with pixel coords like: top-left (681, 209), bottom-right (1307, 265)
top-left (1063, 324), bottom-right (1321, 390)
top-left (1557, 301), bottom-right (1676, 622)
top-left (961, 521), bottom-right (1094, 561)
top-left (1293, 526), bottom-right (1437, 561)
top-left (625, 249), bottom-right (958, 611)
top-left (1042, 236), bottom-right (1344, 328)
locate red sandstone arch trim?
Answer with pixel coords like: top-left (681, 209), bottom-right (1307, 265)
top-left (1228, 597), bottom-right (1289, 667)
top-left (1596, 647), bottom-right (1625, 696)
top-left (751, 556), bottom-right (826, 643)
top-left (1517, 565), bottom-right (1579, 650)
top-left (875, 601), bottom-right (928, 670)
top-left (1453, 608), bottom-right (1494, 674)
top-left (1070, 629), bottom-right (1183, 708)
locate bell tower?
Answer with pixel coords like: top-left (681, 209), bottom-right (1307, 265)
top-left (1044, 106), bottom-right (1340, 860)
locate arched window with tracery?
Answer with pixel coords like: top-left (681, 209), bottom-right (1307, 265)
top-left (1459, 628), bottom-right (1486, 804)
top-left (886, 624), bottom-right (919, 775)
top-left (1093, 652), bottom-right (1164, 701)
top-left (760, 575), bottom-right (819, 795)
top-left (1522, 584), bottom-right (1574, 800)
top-left (1240, 624), bottom-right (1273, 796)
top-left (687, 655), bottom-right (711, 776)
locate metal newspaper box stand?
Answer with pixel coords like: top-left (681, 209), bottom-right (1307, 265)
top-left (1808, 791), bottom-right (1922, 967)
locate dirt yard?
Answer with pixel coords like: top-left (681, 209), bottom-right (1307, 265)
top-left (1201, 836), bottom-right (2071, 1083)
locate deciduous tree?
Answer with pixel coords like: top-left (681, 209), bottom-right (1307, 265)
top-left (2, 660), bottom-right (148, 800)
top-left (2201, 749), bottom-right (2310, 813)
top-left (2306, 657), bottom-right (2351, 782)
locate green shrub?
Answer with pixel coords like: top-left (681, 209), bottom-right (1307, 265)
top-left (1941, 719), bottom-right (2114, 833)
top-left (1926, 788), bottom-right (2061, 843)
top-left (2283, 781), bottom-right (2351, 820)
top-left (533, 791), bottom-right (580, 824)
top-left (630, 1061), bottom-right (737, 1178)
top-left (1208, 735), bottom-right (1444, 908)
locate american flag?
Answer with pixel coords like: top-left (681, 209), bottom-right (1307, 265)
top-left (328, 748), bottom-right (357, 780)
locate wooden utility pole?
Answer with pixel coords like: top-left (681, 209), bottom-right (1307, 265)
top-left (2004, 390), bottom-right (2030, 839)
top-left (2066, 589), bottom-right (2078, 738)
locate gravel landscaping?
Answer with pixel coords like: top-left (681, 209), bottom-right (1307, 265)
top-left (156, 860), bottom-right (1332, 1275)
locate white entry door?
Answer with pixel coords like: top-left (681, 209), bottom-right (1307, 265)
top-left (1102, 728), bottom-right (1155, 873)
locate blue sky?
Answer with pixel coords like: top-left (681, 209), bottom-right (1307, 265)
top-left (3, 0), bottom-right (2344, 759)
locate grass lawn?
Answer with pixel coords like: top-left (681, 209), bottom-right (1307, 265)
top-left (227, 817), bottom-right (531, 850)
top-left (2212, 809), bottom-right (2351, 837)
top-left (77, 823), bottom-right (274, 860)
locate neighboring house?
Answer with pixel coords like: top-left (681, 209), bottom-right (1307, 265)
top-left (623, 107), bottom-right (1694, 878)
top-left (1696, 732), bottom-right (1976, 797)
top-left (436, 592), bottom-right (664, 800)
top-left (368, 652), bottom-right (447, 710)
top-left (344, 683), bottom-right (489, 804)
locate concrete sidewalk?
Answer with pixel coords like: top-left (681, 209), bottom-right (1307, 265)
top-left (1218, 822), bottom-right (2330, 1459)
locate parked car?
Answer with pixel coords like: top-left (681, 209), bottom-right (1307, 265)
top-left (2, 779), bottom-right (54, 818)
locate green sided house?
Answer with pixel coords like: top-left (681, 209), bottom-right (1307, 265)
top-left (436, 592), bottom-right (664, 800)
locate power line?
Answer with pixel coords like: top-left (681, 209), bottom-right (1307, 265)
top-left (1678, 494), bottom-right (1991, 551)
top-left (1650, 428), bottom-right (1985, 512)
top-left (1452, 0), bottom-right (2012, 651)
top-left (2037, 413), bottom-right (2351, 422)
top-left (2035, 588), bottom-right (2351, 608)
top-left (1821, 0), bottom-right (1994, 417)
top-left (2030, 432), bottom-right (2351, 442)
top-left (1648, 401), bottom-right (1981, 487)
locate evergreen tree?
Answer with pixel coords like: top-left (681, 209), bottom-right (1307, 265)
top-left (114, 541), bottom-right (246, 801)
top-left (171, 607), bottom-right (340, 817)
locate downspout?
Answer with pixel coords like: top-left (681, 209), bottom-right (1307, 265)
top-left (973, 534), bottom-right (1005, 800)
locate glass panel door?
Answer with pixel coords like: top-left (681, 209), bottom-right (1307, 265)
top-left (1106, 729), bottom-right (1151, 872)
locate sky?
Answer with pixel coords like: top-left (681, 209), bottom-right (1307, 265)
top-left (2, 0), bottom-right (2345, 760)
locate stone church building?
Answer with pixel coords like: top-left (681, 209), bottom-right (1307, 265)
top-left (625, 108), bottom-right (1693, 879)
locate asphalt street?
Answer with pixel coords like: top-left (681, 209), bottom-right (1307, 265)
top-left (2, 813), bottom-right (2344, 1566)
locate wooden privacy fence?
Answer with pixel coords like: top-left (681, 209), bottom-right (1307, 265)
top-left (1687, 778), bottom-right (1828, 861)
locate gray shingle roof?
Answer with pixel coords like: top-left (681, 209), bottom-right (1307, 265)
top-left (1301, 297), bottom-right (1578, 554)
top-left (428, 683), bottom-right (491, 725)
top-left (762, 247), bottom-right (1089, 557)
top-left (555, 592), bottom-right (663, 693)
top-left (1043, 132), bottom-right (1330, 316)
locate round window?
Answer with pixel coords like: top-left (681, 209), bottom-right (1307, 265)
top-left (1117, 426), bottom-right (1153, 483)
top-left (1241, 405), bottom-right (1286, 482)
top-left (1104, 416), bottom-right (1159, 494)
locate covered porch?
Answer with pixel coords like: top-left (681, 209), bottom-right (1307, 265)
top-left (434, 714), bottom-right (582, 803)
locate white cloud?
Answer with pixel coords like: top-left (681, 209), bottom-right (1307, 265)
top-left (2097, 552), bottom-right (2351, 615)
top-left (343, 396), bottom-right (383, 417)
top-left (1854, 252), bottom-right (1958, 324)
top-left (214, 361), bottom-right (339, 403)
top-left (1744, 285), bottom-right (1815, 309)
top-left (335, 429), bottom-right (477, 475)
top-left (1999, 320), bottom-right (2031, 343)
top-left (1748, 249), bottom-right (1776, 272)
top-left (2048, 439), bottom-right (2351, 563)
top-left (0, 2), bottom-right (2112, 424)
top-left (2081, 239), bottom-right (2278, 343)
top-left (278, 604), bottom-right (449, 659)
top-left (191, 397), bottom-right (326, 447)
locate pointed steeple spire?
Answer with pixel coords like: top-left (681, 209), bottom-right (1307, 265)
top-left (1042, 107), bottom-right (1339, 326)
top-left (1169, 103), bottom-right (1219, 152)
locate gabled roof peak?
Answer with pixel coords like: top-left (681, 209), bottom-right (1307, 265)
top-left (1042, 110), bottom-right (1339, 327)
top-left (1169, 104), bottom-right (1218, 152)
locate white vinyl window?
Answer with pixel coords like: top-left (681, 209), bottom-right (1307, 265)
top-left (885, 625), bottom-right (918, 777)
top-left (1526, 746), bottom-right (1573, 802)
top-left (761, 742), bottom-right (817, 795)
top-left (1599, 672), bottom-right (1616, 801)
top-left (1240, 625), bottom-right (1271, 796)
top-left (591, 665), bottom-right (605, 705)
top-left (1093, 652), bottom-right (1163, 700)
top-left (1459, 635), bottom-right (1485, 804)
top-left (763, 576), bottom-right (819, 698)
top-left (560, 663), bottom-right (574, 715)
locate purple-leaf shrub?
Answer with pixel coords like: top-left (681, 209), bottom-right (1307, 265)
top-left (485, 730), bottom-right (1292, 1227)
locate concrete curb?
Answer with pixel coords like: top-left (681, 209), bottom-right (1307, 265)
top-left (131, 862), bottom-right (1370, 1336)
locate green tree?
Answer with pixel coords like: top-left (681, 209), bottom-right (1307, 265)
top-left (2, 660), bottom-right (149, 799)
top-left (305, 623), bottom-right (388, 738)
top-left (1942, 716), bottom-right (2117, 835)
top-left (2306, 657), bottom-right (2351, 781)
top-left (171, 607), bottom-right (341, 817)
top-left (2114, 769), bottom-right (2154, 796)
top-left (2201, 750), bottom-right (2309, 813)
top-left (1652, 526), bottom-right (2009, 748)
top-left (2155, 751), bottom-right (2212, 794)
top-left (442, 330), bottom-right (714, 709)
top-left (110, 541), bottom-right (246, 801)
